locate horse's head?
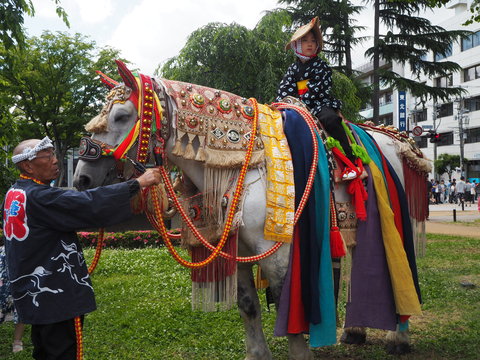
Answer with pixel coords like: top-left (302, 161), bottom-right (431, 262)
top-left (73, 61), bottom-right (167, 190)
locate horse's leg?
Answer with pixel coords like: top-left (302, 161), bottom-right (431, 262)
top-left (237, 262), bottom-right (272, 360)
top-left (340, 327), bottom-right (367, 345)
top-left (385, 324), bottom-right (411, 355)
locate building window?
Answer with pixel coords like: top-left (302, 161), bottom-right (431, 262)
top-left (385, 92), bottom-right (392, 104)
top-left (412, 108), bottom-right (428, 123)
top-left (437, 131), bottom-right (454, 146)
top-left (435, 74), bottom-right (453, 87)
top-left (465, 127), bottom-right (480, 143)
top-left (434, 43), bottom-right (452, 61)
top-left (463, 65), bottom-right (480, 82)
top-left (461, 30), bottom-right (480, 51)
top-left (437, 103), bottom-right (453, 118)
top-left (379, 114), bottom-right (393, 126)
top-left (464, 96), bottom-right (480, 112)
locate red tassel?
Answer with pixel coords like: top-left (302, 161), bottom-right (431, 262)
top-left (330, 226), bottom-right (346, 258)
top-left (347, 178), bottom-right (368, 221)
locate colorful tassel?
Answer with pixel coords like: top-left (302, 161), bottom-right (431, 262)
top-left (330, 226), bottom-right (346, 258)
top-left (330, 196), bottom-right (347, 258)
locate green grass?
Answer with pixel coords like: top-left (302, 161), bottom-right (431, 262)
top-left (1, 235), bottom-right (479, 359)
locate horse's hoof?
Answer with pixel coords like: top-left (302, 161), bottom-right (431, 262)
top-left (386, 342), bottom-right (411, 355)
top-left (340, 331), bottom-right (366, 345)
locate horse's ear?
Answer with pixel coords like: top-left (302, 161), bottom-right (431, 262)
top-left (96, 70), bottom-right (119, 89)
top-left (115, 59), bottom-right (139, 93)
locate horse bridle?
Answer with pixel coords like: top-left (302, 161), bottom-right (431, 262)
top-left (78, 74), bottom-right (171, 181)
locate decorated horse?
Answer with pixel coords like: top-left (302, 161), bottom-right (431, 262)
top-left (73, 60), bottom-right (431, 360)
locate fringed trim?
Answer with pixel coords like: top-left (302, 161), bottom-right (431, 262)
top-left (411, 218), bottom-right (426, 258)
top-left (395, 140), bottom-right (432, 173)
top-left (204, 148), bottom-right (265, 169)
top-left (172, 130), bottom-right (185, 157)
top-left (195, 135), bottom-right (206, 162)
top-left (183, 133), bottom-right (196, 160)
top-left (191, 233), bottom-right (238, 312)
top-left (204, 167), bottom-right (239, 227)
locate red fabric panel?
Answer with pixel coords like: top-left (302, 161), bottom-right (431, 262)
top-left (288, 226), bottom-right (309, 334)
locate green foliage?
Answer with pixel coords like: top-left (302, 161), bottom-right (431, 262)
top-left (434, 153), bottom-right (466, 179)
top-left (0, 0), bottom-right (68, 49)
top-left (160, 10), bottom-right (293, 103)
top-left (160, 9), bottom-right (361, 114)
top-left (0, 31), bottom-right (124, 185)
top-left (0, 98), bottom-right (20, 198)
top-left (332, 71), bottom-right (362, 122)
top-left (369, 0), bottom-right (470, 104)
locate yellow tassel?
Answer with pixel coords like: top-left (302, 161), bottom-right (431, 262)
top-left (183, 141), bottom-right (195, 159)
top-left (195, 146), bottom-right (206, 162)
top-left (172, 138), bottom-right (183, 157)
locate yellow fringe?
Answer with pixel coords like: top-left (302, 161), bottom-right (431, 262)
top-left (204, 149), bottom-right (265, 168)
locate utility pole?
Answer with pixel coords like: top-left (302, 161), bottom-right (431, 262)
top-left (432, 102), bottom-right (438, 179)
top-left (455, 98), bottom-right (468, 179)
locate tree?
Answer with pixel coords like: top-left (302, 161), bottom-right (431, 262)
top-left (160, 10), bottom-right (362, 120)
top-left (278, 0), bottom-right (367, 76)
top-left (0, 0), bottom-right (68, 49)
top-left (0, 0), bottom-right (69, 196)
top-left (0, 31), bottom-right (124, 186)
top-left (160, 10), bottom-right (293, 103)
top-left (367, 0), bottom-right (470, 123)
top-left (434, 153), bottom-right (467, 180)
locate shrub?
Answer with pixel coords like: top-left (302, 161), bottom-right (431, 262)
top-left (78, 230), bottom-right (180, 249)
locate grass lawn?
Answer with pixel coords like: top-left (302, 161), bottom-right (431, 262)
top-left (1, 234), bottom-right (479, 359)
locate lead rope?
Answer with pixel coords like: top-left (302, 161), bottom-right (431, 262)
top-left (76, 228), bottom-right (105, 360)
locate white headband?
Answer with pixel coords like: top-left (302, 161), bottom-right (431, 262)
top-left (11, 137), bottom-right (54, 164)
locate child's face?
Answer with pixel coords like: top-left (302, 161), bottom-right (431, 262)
top-left (301, 32), bottom-right (318, 57)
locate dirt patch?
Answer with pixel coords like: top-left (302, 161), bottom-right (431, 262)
top-left (425, 222), bottom-right (480, 239)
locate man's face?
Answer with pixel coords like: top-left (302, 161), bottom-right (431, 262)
top-left (26, 149), bottom-right (59, 183)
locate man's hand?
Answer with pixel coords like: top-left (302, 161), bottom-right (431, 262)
top-left (136, 168), bottom-right (161, 188)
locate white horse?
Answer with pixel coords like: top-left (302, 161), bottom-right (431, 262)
top-left (73, 61), bottom-right (430, 360)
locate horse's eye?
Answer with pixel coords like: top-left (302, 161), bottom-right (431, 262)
top-left (114, 113), bottom-right (130, 123)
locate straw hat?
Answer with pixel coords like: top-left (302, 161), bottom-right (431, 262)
top-left (285, 16), bottom-right (323, 51)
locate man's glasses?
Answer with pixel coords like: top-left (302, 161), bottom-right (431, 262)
top-left (34, 151), bottom-right (56, 161)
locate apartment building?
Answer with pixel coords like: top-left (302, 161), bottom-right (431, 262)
top-left (357, 0), bottom-right (480, 182)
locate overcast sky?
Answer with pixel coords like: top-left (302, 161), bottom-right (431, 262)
top-left (24, 0), bottom-right (454, 75)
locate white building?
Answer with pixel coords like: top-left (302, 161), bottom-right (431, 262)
top-left (357, 0), bottom-right (480, 182)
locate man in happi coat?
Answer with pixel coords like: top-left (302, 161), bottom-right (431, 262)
top-left (2, 137), bottom-right (161, 360)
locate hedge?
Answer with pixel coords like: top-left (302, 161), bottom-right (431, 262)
top-left (77, 230), bottom-right (181, 249)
